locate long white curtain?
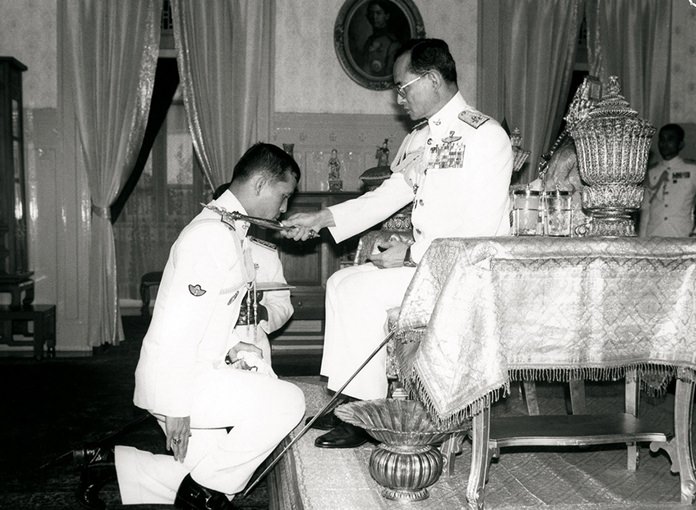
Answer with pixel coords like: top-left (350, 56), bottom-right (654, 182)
top-left (586, 0), bottom-right (671, 129)
top-left (171, 0), bottom-right (273, 189)
top-left (501, 0), bottom-right (585, 182)
top-left (64, 0), bottom-right (161, 346)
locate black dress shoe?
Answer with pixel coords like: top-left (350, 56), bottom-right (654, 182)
top-left (314, 423), bottom-right (369, 449)
top-left (74, 446), bottom-right (116, 510)
top-left (305, 410), bottom-right (342, 430)
top-left (174, 474), bottom-right (235, 510)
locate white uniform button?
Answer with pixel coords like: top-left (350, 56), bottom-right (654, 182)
top-left (415, 228), bottom-right (422, 235)
top-left (418, 199), bottom-right (424, 206)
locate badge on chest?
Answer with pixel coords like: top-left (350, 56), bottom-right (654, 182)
top-left (428, 133), bottom-right (466, 170)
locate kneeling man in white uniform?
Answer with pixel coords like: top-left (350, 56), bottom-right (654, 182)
top-left (75, 143), bottom-right (305, 510)
top-left (282, 39), bottom-right (513, 448)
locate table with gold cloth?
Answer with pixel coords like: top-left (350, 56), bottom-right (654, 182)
top-left (392, 236), bottom-right (696, 508)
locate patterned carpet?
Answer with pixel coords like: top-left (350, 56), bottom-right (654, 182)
top-left (279, 379), bottom-right (694, 510)
top-left (2, 317), bottom-right (694, 509)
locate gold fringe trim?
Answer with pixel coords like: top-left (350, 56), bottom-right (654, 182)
top-left (508, 363), bottom-right (680, 396)
top-left (395, 358), bottom-right (692, 428)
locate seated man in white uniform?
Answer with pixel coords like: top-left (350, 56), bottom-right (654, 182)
top-left (74, 143), bottom-right (305, 510)
top-left (282, 39), bottom-right (513, 448)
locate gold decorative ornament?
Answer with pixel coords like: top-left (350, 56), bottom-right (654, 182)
top-left (569, 76), bottom-right (656, 237)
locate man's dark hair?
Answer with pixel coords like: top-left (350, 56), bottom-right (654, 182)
top-left (232, 142), bottom-right (301, 185)
top-left (660, 123), bottom-right (685, 143)
top-left (395, 38), bottom-right (457, 84)
top-left (212, 182), bottom-right (229, 200)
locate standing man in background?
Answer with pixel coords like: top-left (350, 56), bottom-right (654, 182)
top-left (640, 123), bottom-right (696, 237)
top-left (282, 38), bottom-right (513, 449)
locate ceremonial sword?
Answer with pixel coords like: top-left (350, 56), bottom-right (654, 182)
top-left (202, 204), bottom-right (319, 238)
top-left (242, 330), bottom-right (395, 496)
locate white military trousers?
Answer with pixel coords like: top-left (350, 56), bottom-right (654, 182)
top-left (115, 369), bottom-right (304, 505)
top-left (321, 264), bottom-right (415, 401)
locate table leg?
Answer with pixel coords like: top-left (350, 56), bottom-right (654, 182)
top-left (674, 377), bottom-right (696, 503)
top-left (10, 288), bottom-right (21, 309)
top-left (625, 368), bottom-right (640, 471)
top-left (47, 308), bottom-right (56, 358)
top-left (1, 319), bottom-right (11, 343)
top-left (522, 381), bottom-right (539, 415)
top-left (441, 432), bottom-right (465, 477)
top-left (34, 313), bottom-right (45, 360)
top-left (22, 285), bottom-right (34, 306)
top-left (569, 379), bottom-right (586, 414)
top-left (467, 406), bottom-right (492, 510)
top-left (650, 372), bottom-right (696, 504)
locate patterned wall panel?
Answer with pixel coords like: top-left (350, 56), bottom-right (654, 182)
top-left (670, 0), bottom-right (696, 124)
top-left (670, 1), bottom-right (696, 159)
top-left (0, 0), bottom-right (57, 109)
top-left (274, 0), bottom-right (479, 114)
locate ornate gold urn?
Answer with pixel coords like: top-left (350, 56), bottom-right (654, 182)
top-left (569, 76), bottom-right (656, 237)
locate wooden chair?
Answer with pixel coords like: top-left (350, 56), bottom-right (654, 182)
top-left (139, 271), bottom-right (163, 318)
top-left (0, 304), bottom-right (56, 359)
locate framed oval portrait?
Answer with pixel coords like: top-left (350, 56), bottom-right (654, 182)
top-left (334, 0), bottom-right (426, 90)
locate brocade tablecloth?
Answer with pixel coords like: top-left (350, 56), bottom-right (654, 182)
top-left (393, 236), bottom-right (696, 425)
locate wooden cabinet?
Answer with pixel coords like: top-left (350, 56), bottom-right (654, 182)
top-left (254, 192), bottom-right (362, 353)
top-left (0, 57), bottom-right (28, 277)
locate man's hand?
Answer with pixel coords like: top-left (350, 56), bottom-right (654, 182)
top-left (368, 240), bottom-right (409, 269)
top-left (227, 341), bottom-right (265, 369)
top-left (281, 209), bottom-right (335, 241)
top-left (165, 415), bottom-right (191, 463)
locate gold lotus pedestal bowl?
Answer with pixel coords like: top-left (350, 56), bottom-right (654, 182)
top-left (335, 399), bottom-right (470, 502)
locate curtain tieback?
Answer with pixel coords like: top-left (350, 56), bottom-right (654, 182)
top-left (91, 204), bottom-right (111, 221)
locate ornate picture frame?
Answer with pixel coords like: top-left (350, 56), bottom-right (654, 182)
top-left (334, 0), bottom-right (426, 91)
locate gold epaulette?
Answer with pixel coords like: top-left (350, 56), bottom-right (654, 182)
top-left (458, 109), bottom-right (490, 129)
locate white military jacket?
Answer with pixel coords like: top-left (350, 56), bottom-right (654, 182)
top-left (328, 92), bottom-right (513, 262)
top-left (641, 156), bottom-right (696, 237)
top-left (134, 191), bottom-right (254, 418)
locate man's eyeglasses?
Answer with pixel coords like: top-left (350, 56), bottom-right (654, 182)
top-left (395, 74), bottom-right (424, 98)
